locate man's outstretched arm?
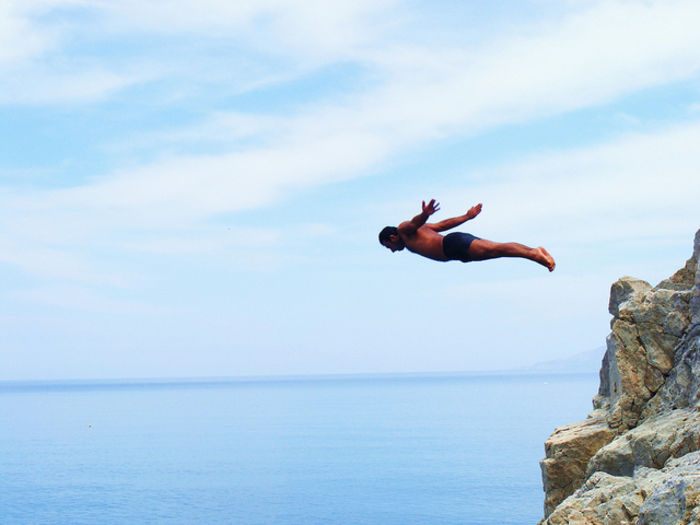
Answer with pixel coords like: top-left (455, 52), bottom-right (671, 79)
top-left (397, 199), bottom-right (440, 236)
top-left (427, 203), bottom-right (482, 232)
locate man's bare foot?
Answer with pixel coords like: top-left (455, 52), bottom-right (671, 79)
top-left (533, 247), bottom-right (556, 272)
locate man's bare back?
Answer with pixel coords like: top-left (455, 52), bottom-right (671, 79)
top-left (378, 199), bottom-right (555, 271)
top-left (400, 224), bottom-right (447, 261)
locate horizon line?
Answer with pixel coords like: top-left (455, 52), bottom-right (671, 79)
top-left (0, 368), bottom-right (599, 390)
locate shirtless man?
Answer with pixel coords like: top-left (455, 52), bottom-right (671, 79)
top-left (378, 199), bottom-right (555, 271)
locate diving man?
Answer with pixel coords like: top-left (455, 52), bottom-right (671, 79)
top-left (379, 199), bottom-right (555, 271)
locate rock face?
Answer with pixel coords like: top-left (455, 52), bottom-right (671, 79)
top-left (540, 229), bottom-right (700, 524)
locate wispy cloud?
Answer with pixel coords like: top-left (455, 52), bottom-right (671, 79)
top-left (2, 1), bottom-right (700, 379)
top-left (12, 284), bottom-right (168, 315)
top-left (0, 1), bottom-right (157, 104)
top-left (0, 66), bottom-right (150, 105)
top-left (99, 0), bottom-right (398, 61)
top-left (0, 2), bottom-right (48, 68)
top-left (421, 120), bottom-right (700, 245)
top-left (4, 116), bottom-right (698, 286)
top-left (16, 1), bottom-right (699, 212)
top-left (116, 227), bottom-right (280, 256)
top-left (0, 233), bottom-right (134, 285)
top-left (2, 1), bottom-right (700, 276)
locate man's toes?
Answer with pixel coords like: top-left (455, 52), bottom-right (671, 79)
top-left (538, 247), bottom-right (556, 271)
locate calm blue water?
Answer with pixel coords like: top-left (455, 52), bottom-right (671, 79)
top-left (0, 373), bottom-right (597, 524)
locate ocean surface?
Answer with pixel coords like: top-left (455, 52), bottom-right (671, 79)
top-left (0, 372), bottom-right (598, 524)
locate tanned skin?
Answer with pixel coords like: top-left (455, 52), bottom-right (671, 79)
top-left (381, 199), bottom-right (555, 271)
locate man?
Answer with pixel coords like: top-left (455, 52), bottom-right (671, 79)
top-left (378, 199), bottom-right (555, 271)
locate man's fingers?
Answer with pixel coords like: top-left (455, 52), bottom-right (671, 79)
top-left (423, 198), bottom-right (440, 213)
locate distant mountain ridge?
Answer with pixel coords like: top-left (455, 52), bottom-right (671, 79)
top-left (518, 347), bottom-right (605, 375)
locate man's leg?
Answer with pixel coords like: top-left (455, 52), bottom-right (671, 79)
top-left (468, 239), bottom-right (555, 271)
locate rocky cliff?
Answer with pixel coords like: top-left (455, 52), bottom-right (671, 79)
top-left (540, 229), bottom-right (700, 525)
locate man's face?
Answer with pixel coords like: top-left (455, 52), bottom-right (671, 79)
top-left (382, 235), bottom-right (405, 253)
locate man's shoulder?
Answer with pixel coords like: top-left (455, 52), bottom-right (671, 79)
top-left (397, 221), bottom-right (414, 236)
top-left (414, 224), bottom-right (440, 235)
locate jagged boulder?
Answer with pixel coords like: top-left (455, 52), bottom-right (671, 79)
top-left (586, 409), bottom-right (700, 477)
top-left (539, 229), bottom-right (700, 524)
top-left (600, 271), bottom-right (693, 432)
top-left (541, 418), bottom-right (615, 515)
top-left (543, 451), bottom-right (700, 525)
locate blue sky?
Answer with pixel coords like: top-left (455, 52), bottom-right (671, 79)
top-left (2, 0), bottom-right (699, 380)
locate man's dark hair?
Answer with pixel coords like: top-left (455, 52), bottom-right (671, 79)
top-left (378, 226), bottom-right (398, 244)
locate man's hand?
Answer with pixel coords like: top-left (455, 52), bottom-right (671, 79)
top-left (400, 199), bottom-right (441, 236)
top-left (465, 203), bottom-right (482, 220)
top-left (422, 199), bottom-right (440, 217)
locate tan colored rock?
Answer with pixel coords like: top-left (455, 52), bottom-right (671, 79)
top-left (636, 452), bottom-right (700, 524)
top-left (593, 248), bottom-right (695, 433)
top-left (540, 229), bottom-right (700, 523)
top-left (542, 452), bottom-right (700, 525)
top-left (609, 277), bottom-right (651, 318)
top-left (540, 417), bottom-right (615, 515)
top-left (641, 235), bottom-right (700, 418)
top-left (586, 409), bottom-right (700, 477)
top-left (541, 472), bottom-right (642, 525)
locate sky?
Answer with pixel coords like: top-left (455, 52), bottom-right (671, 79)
top-left (1, 0), bottom-right (699, 381)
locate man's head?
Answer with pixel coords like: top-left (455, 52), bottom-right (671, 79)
top-left (378, 226), bottom-right (405, 252)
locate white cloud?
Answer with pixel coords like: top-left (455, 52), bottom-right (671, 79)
top-left (5, 0), bottom-right (700, 112)
top-left (12, 284), bottom-right (167, 315)
top-left (372, 118), bottom-right (700, 257)
top-left (465, 120), bottom-right (700, 236)
top-left (99, 0), bottom-right (398, 61)
top-left (360, 1), bottom-right (700, 135)
top-left (31, 1), bottom-right (698, 214)
top-left (117, 227), bottom-right (280, 256)
top-left (4, 117), bottom-right (698, 287)
top-left (0, 1), bottom-right (157, 104)
top-left (0, 66), bottom-right (148, 105)
top-left (3, 0), bottom-right (700, 284)
top-left (0, 3), bottom-right (48, 68)
top-left (107, 112), bottom-right (292, 153)
top-left (0, 233), bottom-right (133, 285)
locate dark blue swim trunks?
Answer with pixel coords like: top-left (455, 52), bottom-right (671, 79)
top-left (443, 232), bottom-right (480, 262)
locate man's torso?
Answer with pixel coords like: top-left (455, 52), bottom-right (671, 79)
top-left (400, 226), bottom-right (447, 261)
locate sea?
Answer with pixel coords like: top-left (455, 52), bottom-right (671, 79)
top-left (0, 372), bottom-right (598, 525)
